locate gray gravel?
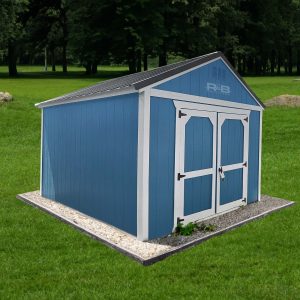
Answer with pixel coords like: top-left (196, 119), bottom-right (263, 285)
top-left (151, 195), bottom-right (293, 247)
top-left (17, 191), bottom-right (294, 262)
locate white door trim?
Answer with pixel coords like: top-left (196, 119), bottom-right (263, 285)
top-left (151, 89), bottom-right (263, 112)
top-left (216, 112), bottom-right (249, 214)
top-left (173, 108), bottom-right (217, 228)
top-left (173, 100), bottom-right (251, 115)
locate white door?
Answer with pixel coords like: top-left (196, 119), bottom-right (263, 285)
top-left (174, 108), bottom-right (217, 226)
top-left (174, 104), bottom-right (250, 227)
top-left (216, 113), bottom-right (249, 213)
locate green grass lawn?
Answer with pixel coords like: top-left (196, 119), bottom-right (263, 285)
top-left (0, 71), bottom-right (300, 299)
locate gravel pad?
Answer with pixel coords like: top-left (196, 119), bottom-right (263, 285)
top-left (17, 191), bottom-right (294, 265)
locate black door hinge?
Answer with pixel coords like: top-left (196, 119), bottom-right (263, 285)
top-left (242, 198), bottom-right (247, 203)
top-left (178, 110), bottom-right (187, 118)
top-left (177, 217), bottom-right (184, 225)
top-left (243, 161), bottom-right (247, 167)
top-left (177, 173), bottom-right (186, 181)
top-left (244, 117), bottom-right (248, 122)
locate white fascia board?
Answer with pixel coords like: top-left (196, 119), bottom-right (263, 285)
top-left (35, 87), bottom-right (136, 109)
top-left (137, 88), bottom-right (150, 241)
top-left (151, 89), bottom-right (262, 112)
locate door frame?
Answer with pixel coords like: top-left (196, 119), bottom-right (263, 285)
top-left (174, 108), bottom-right (217, 227)
top-left (216, 112), bottom-right (250, 214)
top-left (173, 100), bottom-right (250, 229)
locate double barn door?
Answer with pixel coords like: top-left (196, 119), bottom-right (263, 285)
top-left (174, 104), bottom-right (249, 225)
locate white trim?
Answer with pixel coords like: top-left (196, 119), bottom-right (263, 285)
top-left (222, 162), bottom-right (244, 172)
top-left (139, 56), bottom-right (220, 92)
top-left (40, 109), bottom-right (44, 195)
top-left (258, 111), bottom-right (263, 201)
top-left (173, 107), bottom-right (217, 227)
top-left (151, 89), bottom-right (262, 112)
top-left (35, 87), bottom-right (136, 109)
top-left (173, 100), bottom-right (250, 115)
top-left (184, 168), bottom-right (214, 179)
top-left (136, 88), bottom-right (150, 241)
top-left (216, 112), bottom-right (249, 214)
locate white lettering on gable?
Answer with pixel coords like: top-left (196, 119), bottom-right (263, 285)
top-left (206, 82), bottom-right (231, 95)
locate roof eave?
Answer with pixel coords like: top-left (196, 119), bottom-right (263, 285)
top-left (35, 86), bottom-right (137, 109)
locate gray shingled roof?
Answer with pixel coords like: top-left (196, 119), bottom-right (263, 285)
top-left (36, 51), bottom-right (264, 108)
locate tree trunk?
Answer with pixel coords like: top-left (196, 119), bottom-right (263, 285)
top-left (51, 48), bottom-right (56, 72)
top-left (270, 50), bottom-right (275, 75)
top-left (44, 47), bottom-right (48, 71)
top-left (127, 49), bottom-right (136, 73)
top-left (242, 56), bottom-right (246, 75)
top-left (62, 41), bottom-right (67, 73)
top-left (143, 52), bottom-right (148, 71)
top-left (91, 61), bottom-right (97, 74)
top-left (288, 44), bottom-right (293, 75)
top-left (237, 55), bottom-right (242, 74)
top-left (60, 6), bottom-right (68, 73)
top-left (277, 53), bottom-right (281, 75)
top-left (297, 49), bottom-right (300, 75)
top-left (8, 41), bottom-right (17, 77)
top-left (159, 40), bottom-right (167, 66)
top-left (247, 56), bottom-right (254, 74)
top-left (254, 57), bottom-right (261, 75)
top-left (284, 58), bottom-right (288, 74)
top-left (136, 49), bottom-right (141, 72)
top-left (85, 61), bottom-right (92, 75)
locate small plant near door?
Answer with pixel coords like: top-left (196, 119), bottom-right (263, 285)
top-left (175, 222), bottom-right (198, 236)
top-left (198, 223), bottom-right (216, 232)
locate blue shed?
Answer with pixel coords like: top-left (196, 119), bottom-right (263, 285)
top-left (36, 52), bottom-right (264, 241)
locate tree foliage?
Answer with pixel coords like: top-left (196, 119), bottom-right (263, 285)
top-left (1, 0), bottom-right (300, 75)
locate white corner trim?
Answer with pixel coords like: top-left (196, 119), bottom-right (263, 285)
top-left (137, 88), bottom-right (150, 241)
top-left (40, 109), bottom-right (44, 195)
top-left (258, 111), bottom-right (263, 201)
top-left (35, 87), bottom-right (136, 109)
top-left (151, 89), bottom-right (262, 112)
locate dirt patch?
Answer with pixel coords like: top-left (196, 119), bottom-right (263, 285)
top-left (265, 94), bottom-right (300, 107)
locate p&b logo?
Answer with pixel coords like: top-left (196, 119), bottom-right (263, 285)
top-left (206, 82), bottom-right (230, 95)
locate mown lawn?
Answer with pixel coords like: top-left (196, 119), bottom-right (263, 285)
top-left (0, 70), bottom-right (300, 299)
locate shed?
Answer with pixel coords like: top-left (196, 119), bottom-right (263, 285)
top-left (36, 51), bottom-right (264, 241)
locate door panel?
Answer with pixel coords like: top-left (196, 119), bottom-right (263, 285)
top-left (174, 109), bottom-right (217, 225)
top-left (217, 113), bottom-right (249, 213)
top-left (184, 175), bottom-right (213, 215)
top-left (220, 169), bottom-right (243, 205)
top-left (184, 117), bottom-right (213, 172)
top-left (221, 119), bottom-right (244, 165)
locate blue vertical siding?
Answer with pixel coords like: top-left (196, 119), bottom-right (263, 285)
top-left (221, 119), bottom-right (244, 166)
top-left (156, 59), bottom-right (259, 106)
top-left (184, 117), bottom-right (213, 172)
top-left (248, 111), bottom-right (261, 203)
top-left (42, 93), bottom-right (139, 235)
top-left (149, 97), bottom-right (176, 239)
